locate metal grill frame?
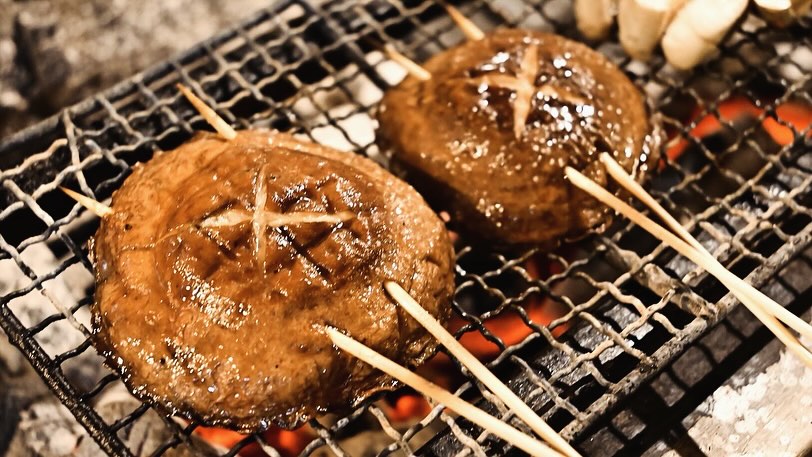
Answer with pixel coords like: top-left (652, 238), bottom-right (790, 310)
top-left (0, 1), bottom-right (810, 456)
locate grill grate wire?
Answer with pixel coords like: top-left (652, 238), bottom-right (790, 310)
top-left (0, 1), bottom-right (810, 456)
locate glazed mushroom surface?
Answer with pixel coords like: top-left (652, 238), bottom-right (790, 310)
top-left (378, 29), bottom-right (660, 247)
top-left (92, 130), bottom-right (455, 431)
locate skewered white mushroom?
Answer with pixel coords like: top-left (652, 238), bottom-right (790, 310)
top-left (574, 0), bottom-right (617, 40)
top-left (575, 0), bottom-right (807, 69)
top-left (660, 0), bottom-right (748, 70)
top-left (754, 0), bottom-right (812, 27)
top-left (617, 0), bottom-right (685, 60)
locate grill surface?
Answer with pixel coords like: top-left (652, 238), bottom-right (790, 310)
top-left (0, 1), bottom-right (810, 456)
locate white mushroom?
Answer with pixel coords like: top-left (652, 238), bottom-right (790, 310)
top-left (573, 0), bottom-right (617, 40)
top-left (754, 0), bottom-right (812, 27)
top-left (660, 0), bottom-right (748, 70)
top-left (618, 0), bottom-right (685, 60)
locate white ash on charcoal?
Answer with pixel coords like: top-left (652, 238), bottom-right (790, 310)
top-left (83, 384), bottom-right (217, 457)
top-left (0, 242), bottom-right (96, 455)
top-left (4, 400), bottom-right (91, 457)
top-left (0, 243), bottom-right (216, 456)
top-left (0, 0), bottom-right (271, 139)
top-left (0, 243), bottom-right (99, 386)
top-left (4, 384), bottom-right (218, 457)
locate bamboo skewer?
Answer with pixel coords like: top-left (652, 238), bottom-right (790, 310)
top-left (599, 153), bottom-right (812, 341)
top-left (60, 187), bottom-right (113, 218)
top-left (383, 44), bottom-right (432, 81)
top-left (385, 282), bottom-right (581, 457)
top-left (565, 167), bottom-right (812, 368)
top-left (444, 4), bottom-right (485, 41)
top-left (325, 327), bottom-right (563, 457)
top-left (176, 83), bottom-right (238, 141)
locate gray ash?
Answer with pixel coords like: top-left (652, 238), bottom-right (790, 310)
top-left (0, 0), bottom-right (268, 139)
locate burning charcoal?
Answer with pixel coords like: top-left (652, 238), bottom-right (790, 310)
top-left (0, 244), bottom-right (100, 456)
top-left (0, 239), bottom-right (103, 455)
top-left (0, 243), bottom-right (101, 393)
top-left (5, 401), bottom-right (88, 457)
top-left (75, 384), bottom-right (218, 457)
top-left (0, 0), bottom-right (278, 139)
top-left (0, 385), bottom-right (17, 455)
top-left (0, 330), bottom-right (26, 379)
top-left (12, 4), bottom-right (71, 111)
top-left (0, 39), bottom-right (26, 111)
top-left (4, 385), bottom-right (217, 457)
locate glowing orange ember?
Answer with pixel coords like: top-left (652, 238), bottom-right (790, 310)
top-left (447, 254), bottom-right (571, 362)
top-left (195, 425), bottom-right (312, 457)
top-left (380, 391), bottom-right (435, 422)
top-left (667, 96), bottom-right (812, 161)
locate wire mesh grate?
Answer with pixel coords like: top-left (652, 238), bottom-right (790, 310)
top-left (0, 0), bottom-right (810, 456)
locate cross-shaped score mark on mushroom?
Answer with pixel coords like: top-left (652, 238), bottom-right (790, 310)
top-left (385, 40), bottom-right (588, 140)
top-left (469, 45), bottom-right (545, 139)
top-left (66, 84), bottom-right (355, 273)
top-left (198, 165), bottom-right (354, 271)
top-left (467, 45), bottom-right (587, 139)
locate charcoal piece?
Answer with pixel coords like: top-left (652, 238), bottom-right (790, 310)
top-left (12, 5), bottom-right (70, 111)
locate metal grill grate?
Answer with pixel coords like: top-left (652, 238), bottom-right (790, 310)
top-left (0, 1), bottom-right (810, 456)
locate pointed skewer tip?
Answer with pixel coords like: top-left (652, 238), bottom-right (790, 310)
top-left (176, 83), bottom-right (238, 141)
top-left (444, 4), bottom-right (485, 41)
top-left (384, 44), bottom-right (432, 81)
top-left (60, 187), bottom-right (113, 218)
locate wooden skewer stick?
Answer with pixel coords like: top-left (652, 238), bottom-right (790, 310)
top-left (325, 327), bottom-right (563, 457)
top-left (444, 4), bottom-right (485, 41)
top-left (60, 187), bottom-right (113, 218)
top-left (383, 44), bottom-right (432, 81)
top-left (599, 153), bottom-right (812, 341)
top-left (385, 282), bottom-right (581, 457)
top-left (176, 83), bottom-right (238, 141)
top-left (565, 167), bottom-right (812, 368)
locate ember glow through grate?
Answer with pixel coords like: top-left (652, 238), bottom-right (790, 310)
top-left (0, 1), bottom-right (810, 456)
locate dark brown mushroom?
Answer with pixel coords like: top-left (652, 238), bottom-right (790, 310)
top-left (91, 130), bottom-right (455, 431)
top-left (377, 29), bottom-right (661, 248)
